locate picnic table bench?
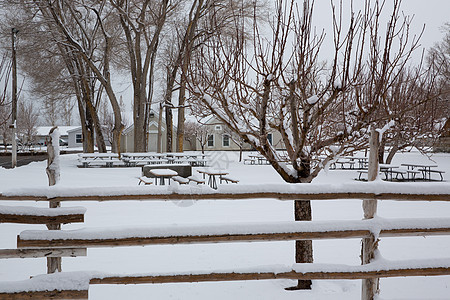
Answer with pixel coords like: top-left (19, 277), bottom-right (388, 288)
top-left (187, 176), bottom-right (205, 185)
top-left (220, 176), bottom-right (239, 184)
top-left (172, 176), bottom-right (190, 185)
top-left (138, 176), bottom-right (153, 185)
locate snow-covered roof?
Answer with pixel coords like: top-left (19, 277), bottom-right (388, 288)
top-left (36, 126), bottom-right (81, 136)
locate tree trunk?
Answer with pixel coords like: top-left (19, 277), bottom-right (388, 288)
top-left (378, 139), bottom-right (385, 164)
top-left (293, 200), bottom-right (313, 289)
top-left (157, 103), bottom-right (163, 153)
top-left (385, 143), bottom-right (400, 164)
top-left (362, 127), bottom-right (379, 300)
top-left (176, 77), bottom-right (186, 152)
top-left (46, 127), bottom-right (61, 273)
top-left (166, 105), bottom-right (173, 153)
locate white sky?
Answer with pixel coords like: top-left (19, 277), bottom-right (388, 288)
top-left (8, 0), bottom-right (450, 125)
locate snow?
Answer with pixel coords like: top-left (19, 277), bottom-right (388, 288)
top-left (376, 120), bottom-right (396, 142)
top-left (306, 95), bottom-right (319, 105)
top-left (0, 271), bottom-right (93, 293)
top-left (0, 205), bottom-right (86, 216)
top-left (0, 150), bottom-right (449, 299)
top-left (149, 169), bottom-right (178, 176)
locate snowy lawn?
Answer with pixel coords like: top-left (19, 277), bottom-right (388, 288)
top-left (0, 150), bottom-right (449, 299)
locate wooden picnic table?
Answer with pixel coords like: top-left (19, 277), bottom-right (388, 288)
top-left (122, 153), bottom-right (167, 167)
top-left (77, 153), bottom-right (120, 168)
top-left (197, 169), bottom-right (229, 189)
top-left (379, 164), bottom-right (402, 181)
top-left (248, 155), bottom-right (267, 165)
top-left (148, 169), bottom-right (178, 185)
top-left (401, 163), bottom-right (441, 181)
top-left (344, 156), bottom-right (368, 169)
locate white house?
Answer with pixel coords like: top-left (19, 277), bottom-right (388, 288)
top-left (67, 127), bottom-right (83, 148)
top-left (35, 126), bottom-right (79, 146)
top-left (199, 116), bottom-right (285, 151)
top-left (121, 110), bottom-right (185, 153)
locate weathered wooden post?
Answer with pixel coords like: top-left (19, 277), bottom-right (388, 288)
top-left (362, 126), bottom-right (380, 300)
top-left (46, 126), bottom-right (62, 273)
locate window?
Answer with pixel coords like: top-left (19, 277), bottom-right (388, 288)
top-left (267, 133), bottom-right (273, 145)
top-left (207, 134), bottom-right (214, 147)
top-left (215, 125), bottom-right (222, 131)
top-left (76, 134), bottom-right (82, 144)
top-left (223, 134), bottom-right (230, 147)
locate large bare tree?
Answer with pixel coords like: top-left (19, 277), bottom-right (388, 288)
top-left (110, 0), bottom-right (178, 152)
top-left (186, 0), bottom-right (434, 289)
top-left (161, 0), bottom-right (257, 152)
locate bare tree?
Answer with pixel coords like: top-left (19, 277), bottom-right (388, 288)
top-left (109, 0), bottom-right (178, 152)
top-left (161, 0), bottom-right (257, 152)
top-left (17, 100), bottom-right (39, 146)
top-left (184, 119), bottom-right (213, 153)
top-left (1, 0), bottom-right (112, 153)
top-left (186, 0), bottom-right (432, 290)
top-left (0, 53), bottom-right (12, 150)
top-left (27, 0), bottom-right (125, 153)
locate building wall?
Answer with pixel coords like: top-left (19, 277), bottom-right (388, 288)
top-left (201, 117), bottom-right (285, 151)
top-left (67, 128), bottom-right (83, 148)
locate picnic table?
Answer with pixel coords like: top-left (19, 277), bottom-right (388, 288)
top-left (346, 157), bottom-right (368, 169)
top-left (148, 169), bottom-right (178, 185)
top-left (248, 155), bottom-right (267, 165)
top-left (122, 153), bottom-right (167, 167)
top-left (77, 153), bottom-right (121, 168)
top-left (379, 164), bottom-right (404, 181)
top-left (401, 163), bottom-right (444, 181)
top-left (197, 169), bottom-right (229, 189)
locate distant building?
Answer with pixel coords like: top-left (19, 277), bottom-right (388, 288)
top-left (35, 126), bottom-right (79, 146)
top-left (67, 127), bottom-right (83, 148)
top-left (193, 115), bottom-right (285, 151)
top-left (121, 110), bottom-right (186, 153)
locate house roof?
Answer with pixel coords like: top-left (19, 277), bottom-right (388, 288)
top-left (36, 126), bottom-right (81, 136)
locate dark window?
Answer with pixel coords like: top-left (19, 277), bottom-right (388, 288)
top-left (267, 133), bottom-right (273, 145)
top-left (223, 134), bottom-right (230, 147)
top-left (207, 134), bottom-right (214, 147)
top-left (76, 134), bottom-right (82, 144)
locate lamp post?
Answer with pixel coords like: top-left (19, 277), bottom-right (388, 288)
top-left (11, 27), bottom-right (19, 168)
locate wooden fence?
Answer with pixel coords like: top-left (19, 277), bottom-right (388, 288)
top-left (0, 191), bottom-right (449, 300)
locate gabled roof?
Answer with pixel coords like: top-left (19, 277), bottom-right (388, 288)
top-left (36, 126), bottom-right (81, 136)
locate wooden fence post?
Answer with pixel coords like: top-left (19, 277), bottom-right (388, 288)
top-left (362, 127), bottom-right (379, 300)
top-left (46, 127), bottom-right (62, 274)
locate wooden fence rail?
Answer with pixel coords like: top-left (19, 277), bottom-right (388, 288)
top-left (1, 191), bottom-right (449, 299)
top-left (1, 263), bottom-right (450, 299)
top-left (16, 220), bottom-right (450, 249)
top-left (1, 190), bottom-right (449, 202)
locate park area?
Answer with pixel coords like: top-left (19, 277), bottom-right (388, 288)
top-left (0, 150), bottom-right (449, 299)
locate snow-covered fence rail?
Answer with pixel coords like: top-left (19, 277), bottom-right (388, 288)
top-left (15, 218), bottom-right (450, 249)
top-left (0, 205), bottom-right (87, 260)
top-left (0, 184), bottom-right (449, 202)
top-left (1, 261), bottom-right (449, 300)
top-left (0, 205), bottom-right (85, 224)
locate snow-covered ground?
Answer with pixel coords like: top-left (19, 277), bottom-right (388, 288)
top-left (0, 150), bottom-right (449, 299)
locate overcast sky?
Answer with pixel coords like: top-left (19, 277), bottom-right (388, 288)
top-left (311, 0), bottom-right (449, 51)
